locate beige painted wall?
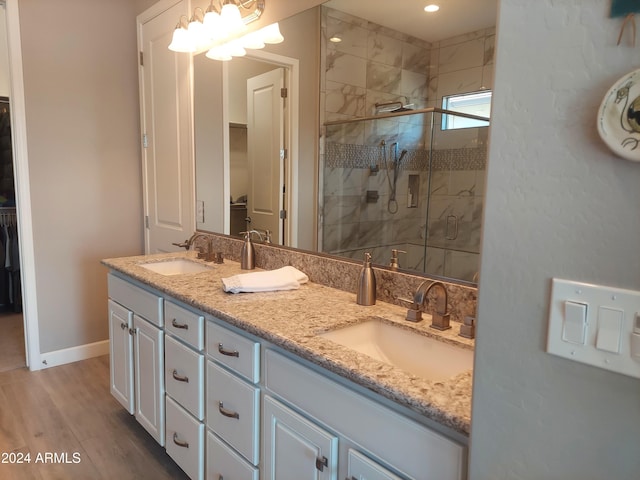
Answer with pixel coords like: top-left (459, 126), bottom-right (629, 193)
top-left (18, 0), bottom-right (144, 353)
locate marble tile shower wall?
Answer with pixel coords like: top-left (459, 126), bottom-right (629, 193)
top-left (319, 7), bottom-right (494, 282)
top-left (322, 135), bottom-right (486, 281)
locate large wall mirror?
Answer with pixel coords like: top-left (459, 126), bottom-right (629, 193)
top-left (194, 0), bottom-right (497, 284)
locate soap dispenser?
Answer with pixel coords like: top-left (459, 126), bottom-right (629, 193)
top-left (388, 249), bottom-right (406, 271)
top-left (240, 231), bottom-right (255, 270)
top-left (356, 253), bottom-right (376, 306)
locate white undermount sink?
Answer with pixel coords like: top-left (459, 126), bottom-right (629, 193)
top-left (320, 319), bottom-right (474, 381)
top-left (139, 258), bottom-right (211, 276)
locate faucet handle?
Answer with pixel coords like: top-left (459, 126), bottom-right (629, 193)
top-left (459, 316), bottom-right (475, 339)
top-left (172, 240), bottom-right (190, 249)
top-left (396, 297), bottom-right (414, 308)
top-left (398, 297), bottom-right (423, 322)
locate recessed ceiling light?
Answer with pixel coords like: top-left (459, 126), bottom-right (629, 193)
top-left (329, 36), bottom-right (342, 43)
top-left (424, 4), bottom-right (440, 13)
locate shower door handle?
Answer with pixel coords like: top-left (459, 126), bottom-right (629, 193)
top-left (445, 214), bottom-right (458, 240)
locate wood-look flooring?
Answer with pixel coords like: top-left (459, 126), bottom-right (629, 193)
top-left (0, 355), bottom-right (189, 480)
top-left (0, 313), bottom-right (26, 373)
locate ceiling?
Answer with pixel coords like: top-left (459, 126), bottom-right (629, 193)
top-left (323, 0), bottom-right (498, 43)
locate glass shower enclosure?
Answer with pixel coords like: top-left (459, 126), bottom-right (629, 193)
top-left (320, 107), bottom-right (489, 283)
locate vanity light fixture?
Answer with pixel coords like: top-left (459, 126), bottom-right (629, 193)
top-left (329, 36), bottom-right (342, 43)
top-left (168, 0), bottom-right (283, 60)
top-left (424, 4), bottom-right (440, 12)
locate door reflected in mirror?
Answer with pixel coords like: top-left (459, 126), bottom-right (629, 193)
top-left (193, 0), bottom-right (497, 284)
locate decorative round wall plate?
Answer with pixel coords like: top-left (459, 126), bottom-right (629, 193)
top-left (597, 68), bottom-right (640, 162)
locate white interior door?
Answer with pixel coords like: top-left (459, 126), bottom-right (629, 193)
top-left (139, 0), bottom-right (194, 253)
top-left (246, 68), bottom-right (285, 244)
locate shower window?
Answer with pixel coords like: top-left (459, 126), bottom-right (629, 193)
top-left (441, 90), bottom-right (492, 130)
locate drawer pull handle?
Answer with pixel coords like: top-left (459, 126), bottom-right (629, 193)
top-left (218, 343), bottom-right (239, 357)
top-left (172, 369), bottom-right (189, 383)
top-left (172, 432), bottom-right (189, 448)
top-left (316, 456), bottom-right (328, 472)
top-left (218, 401), bottom-right (239, 419)
top-left (171, 318), bottom-right (189, 330)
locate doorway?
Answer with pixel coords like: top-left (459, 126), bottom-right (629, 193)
top-left (225, 51), bottom-right (298, 246)
top-left (0, 1), bottom-right (25, 373)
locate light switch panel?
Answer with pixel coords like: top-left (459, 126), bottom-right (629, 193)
top-left (547, 278), bottom-right (640, 378)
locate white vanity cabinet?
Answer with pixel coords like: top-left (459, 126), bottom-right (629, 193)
top-left (263, 349), bottom-right (467, 480)
top-left (205, 320), bottom-right (261, 480)
top-left (164, 300), bottom-right (206, 480)
top-left (107, 272), bottom-right (468, 480)
top-left (107, 273), bottom-right (165, 445)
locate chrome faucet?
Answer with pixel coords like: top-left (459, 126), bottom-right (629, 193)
top-left (405, 281), bottom-right (451, 330)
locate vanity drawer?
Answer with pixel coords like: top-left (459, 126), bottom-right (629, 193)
top-left (165, 335), bottom-right (205, 420)
top-left (206, 360), bottom-right (260, 465)
top-left (207, 431), bottom-right (259, 480)
top-left (165, 396), bottom-right (205, 480)
top-left (164, 300), bottom-right (204, 350)
top-left (206, 321), bottom-right (260, 383)
top-left (108, 273), bottom-right (163, 327)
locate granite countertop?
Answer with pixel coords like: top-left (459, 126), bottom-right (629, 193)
top-left (102, 252), bottom-right (474, 436)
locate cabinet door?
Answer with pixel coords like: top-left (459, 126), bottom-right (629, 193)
top-left (134, 314), bottom-right (165, 445)
top-left (347, 449), bottom-right (403, 480)
top-left (108, 300), bottom-right (134, 414)
top-left (263, 396), bottom-right (337, 480)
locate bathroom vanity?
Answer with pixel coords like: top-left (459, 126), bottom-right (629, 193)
top-left (103, 252), bottom-right (474, 480)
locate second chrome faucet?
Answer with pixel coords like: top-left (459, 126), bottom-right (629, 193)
top-left (403, 280), bottom-right (451, 330)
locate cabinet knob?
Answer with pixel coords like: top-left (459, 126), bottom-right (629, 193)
top-left (120, 323), bottom-right (127, 330)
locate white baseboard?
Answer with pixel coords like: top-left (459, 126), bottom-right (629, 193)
top-left (38, 340), bottom-right (110, 370)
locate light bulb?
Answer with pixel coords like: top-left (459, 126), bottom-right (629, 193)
top-left (203, 9), bottom-right (222, 39)
top-left (226, 40), bottom-right (246, 57)
top-left (168, 27), bottom-right (194, 52)
top-left (206, 45), bottom-right (232, 61)
top-left (260, 23), bottom-right (284, 44)
top-left (220, 2), bottom-right (245, 33)
top-left (188, 18), bottom-right (210, 50)
top-left (241, 30), bottom-right (266, 49)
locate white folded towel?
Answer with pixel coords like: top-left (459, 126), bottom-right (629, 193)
top-left (221, 266), bottom-right (309, 294)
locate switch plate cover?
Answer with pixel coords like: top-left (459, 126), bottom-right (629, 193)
top-left (547, 278), bottom-right (640, 378)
